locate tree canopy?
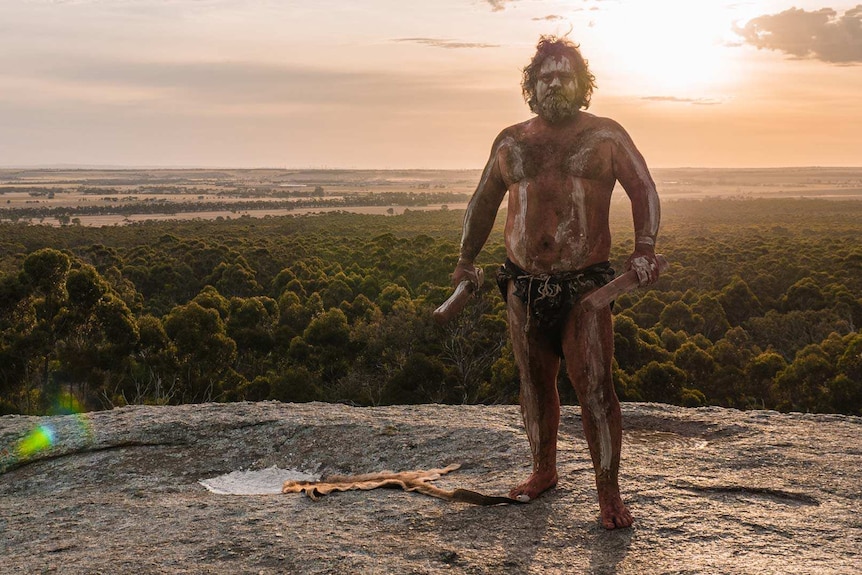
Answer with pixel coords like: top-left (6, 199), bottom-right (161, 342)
top-left (1, 198), bottom-right (860, 416)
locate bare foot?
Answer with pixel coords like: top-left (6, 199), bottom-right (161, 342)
top-left (508, 470), bottom-right (558, 502)
top-left (598, 489), bottom-right (633, 529)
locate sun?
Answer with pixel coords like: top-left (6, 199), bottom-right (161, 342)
top-left (584, 1), bottom-right (738, 98)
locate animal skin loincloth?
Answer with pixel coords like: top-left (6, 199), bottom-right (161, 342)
top-left (283, 464), bottom-right (524, 506)
top-left (496, 258), bottom-right (615, 355)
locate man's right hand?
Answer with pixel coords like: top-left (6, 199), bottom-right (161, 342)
top-left (452, 260), bottom-right (481, 288)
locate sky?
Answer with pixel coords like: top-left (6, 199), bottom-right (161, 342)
top-left (1, 0), bottom-right (861, 169)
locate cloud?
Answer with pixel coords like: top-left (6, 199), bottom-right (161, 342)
top-left (392, 38), bottom-right (500, 49)
top-left (5, 57), bottom-right (466, 111)
top-left (531, 3), bottom-right (601, 19)
top-left (484, 0), bottom-right (515, 11)
top-left (641, 96), bottom-right (723, 106)
top-left (734, 5), bottom-right (862, 63)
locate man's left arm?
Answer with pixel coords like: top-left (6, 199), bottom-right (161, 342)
top-left (610, 122), bottom-right (661, 285)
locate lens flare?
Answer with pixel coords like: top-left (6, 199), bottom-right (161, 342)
top-left (17, 425), bottom-right (56, 458)
top-left (1, 392), bottom-right (95, 473)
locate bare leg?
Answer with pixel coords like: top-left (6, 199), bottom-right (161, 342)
top-left (563, 305), bottom-right (633, 529)
top-left (506, 286), bottom-right (561, 501)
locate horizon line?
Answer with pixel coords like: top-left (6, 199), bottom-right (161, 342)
top-left (3, 164), bottom-right (862, 172)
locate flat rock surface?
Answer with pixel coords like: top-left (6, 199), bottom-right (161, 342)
top-left (1, 402), bottom-right (859, 574)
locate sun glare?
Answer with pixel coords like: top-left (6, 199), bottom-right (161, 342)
top-left (588, 1), bottom-right (737, 97)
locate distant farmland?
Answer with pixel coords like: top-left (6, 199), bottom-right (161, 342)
top-left (1, 166), bottom-right (861, 226)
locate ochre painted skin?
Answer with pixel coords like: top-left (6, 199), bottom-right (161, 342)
top-left (454, 53), bottom-right (660, 530)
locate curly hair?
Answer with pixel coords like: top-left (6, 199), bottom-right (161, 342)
top-left (522, 35), bottom-right (596, 113)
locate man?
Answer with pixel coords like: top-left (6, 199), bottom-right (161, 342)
top-left (452, 36), bottom-right (660, 529)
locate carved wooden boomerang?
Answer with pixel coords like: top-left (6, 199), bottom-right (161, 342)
top-left (579, 254), bottom-right (669, 312)
top-left (432, 267), bottom-right (484, 326)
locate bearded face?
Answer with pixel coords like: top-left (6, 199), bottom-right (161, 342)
top-left (535, 55), bottom-right (580, 124)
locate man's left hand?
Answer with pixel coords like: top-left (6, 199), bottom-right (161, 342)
top-left (626, 249), bottom-right (660, 286)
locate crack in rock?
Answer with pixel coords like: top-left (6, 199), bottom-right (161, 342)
top-left (671, 481), bottom-right (820, 505)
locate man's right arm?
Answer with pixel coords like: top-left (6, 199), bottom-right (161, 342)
top-left (608, 120), bottom-right (661, 286)
top-left (453, 135), bottom-right (510, 287)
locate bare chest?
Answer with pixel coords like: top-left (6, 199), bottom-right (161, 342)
top-left (500, 130), bottom-right (615, 187)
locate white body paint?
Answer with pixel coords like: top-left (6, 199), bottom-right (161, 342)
top-left (584, 312), bottom-right (613, 471)
top-left (635, 235), bottom-right (656, 247)
top-left (630, 255), bottom-right (654, 285)
top-left (511, 180), bottom-right (530, 264)
top-left (582, 128), bottom-right (652, 187)
top-left (460, 137), bottom-right (514, 261)
top-left (508, 288), bottom-right (542, 459)
top-left (508, 139), bottom-right (525, 181)
top-left (639, 193), bottom-right (660, 243)
top-left (507, 141), bottom-right (529, 265)
top-left (556, 177), bottom-right (588, 268)
top-left (568, 128), bottom-right (651, 186)
top-left (570, 126), bottom-right (659, 245)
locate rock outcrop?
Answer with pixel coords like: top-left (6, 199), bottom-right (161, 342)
top-left (1, 402), bottom-right (859, 574)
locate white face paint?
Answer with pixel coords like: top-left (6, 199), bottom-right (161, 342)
top-left (535, 56), bottom-right (578, 107)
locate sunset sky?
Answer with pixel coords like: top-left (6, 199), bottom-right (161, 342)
top-left (1, 0), bottom-right (861, 169)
